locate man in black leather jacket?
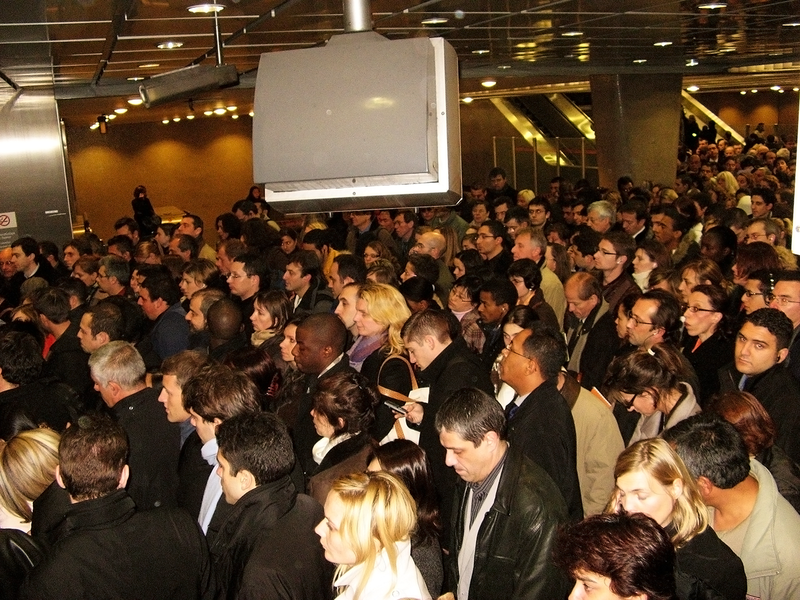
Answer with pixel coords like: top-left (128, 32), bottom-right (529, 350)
top-left (436, 388), bottom-right (570, 600)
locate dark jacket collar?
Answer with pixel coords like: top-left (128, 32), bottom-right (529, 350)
top-left (57, 489), bottom-right (136, 539)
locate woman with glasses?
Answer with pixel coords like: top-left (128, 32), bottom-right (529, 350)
top-left (607, 439), bottom-right (747, 600)
top-left (603, 344), bottom-right (701, 446)
top-left (681, 284), bottom-right (733, 405)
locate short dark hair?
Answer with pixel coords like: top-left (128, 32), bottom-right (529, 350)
top-left (571, 229), bottom-right (601, 257)
top-left (107, 235), bottom-right (135, 257)
top-left (507, 258), bottom-right (542, 291)
top-left (663, 414), bottom-right (751, 489)
top-left (302, 228), bottom-right (333, 251)
top-left (479, 277), bottom-right (517, 310)
top-left (407, 254), bottom-right (439, 286)
top-left (743, 307), bottom-right (793, 350)
top-left (401, 308), bottom-right (452, 345)
top-left (503, 205), bottom-right (529, 225)
top-left (99, 255), bottom-right (130, 286)
top-left (333, 253), bottom-right (367, 284)
top-left (139, 266), bottom-right (181, 306)
top-left (554, 512), bottom-right (676, 600)
top-left (492, 195), bottom-right (512, 210)
top-left (161, 350), bottom-right (211, 388)
top-left (172, 233), bottom-right (198, 259)
top-left (522, 325), bottom-right (567, 379)
top-left (219, 238), bottom-right (247, 261)
top-left (38, 241), bottom-right (59, 262)
top-left (182, 364), bottom-right (261, 422)
top-left (640, 289), bottom-right (683, 344)
top-left (297, 313), bottom-right (348, 356)
top-left (234, 252), bottom-right (269, 289)
top-left (217, 412), bottom-right (295, 485)
top-left (114, 217), bottom-right (139, 233)
top-left (32, 288), bottom-right (71, 324)
top-left (232, 199), bottom-right (258, 216)
top-left (313, 371), bottom-right (377, 438)
top-left (288, 249), bottom-right (321, 280)
top-left (602, 231), bottom-right (636, 263)
top-left (528, 196), bottom-right (551, 213)
top-left (435, 387), bottom-right (507, 444)
top-left (85, 301), bottom-right (125, 341)
top-left (56, 278), bottom-right (88, 304)
top-left (751, 186), bottom-right (776, 207)
top-left (478, 219), bottom-right (506, 240)
top-left (489, 166), bottom-right (507, 179)
top-left (183, 213), bottom-right (204, 233)
top-left (11, 237), bottom-right (38, 261)
top-left (59, 415), bottom-right (128, 502)
top-left (0, 332), bottom-right (43, 385)
top-left (619, 199), bottom-right (648, 221)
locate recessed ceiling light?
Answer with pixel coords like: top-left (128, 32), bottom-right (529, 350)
top-left (204, 110), bottom-right (214, 116)
top-left (114, 108), bottom-right (128, 114)
top-left (687, 85), bottom-right (699, 92)
top-left (686, 59), bottom-right (699, 66)
top-left (138, 63), bottom-right (160, 69)
top-left (127, 97), bottom-right (143, 106)
top-left (106, 114), bottom-right (116, 120)
top-left (472, 49), bottom-right (490, 55)
top-left (698, 2), bottom-right (727, 8)
top-left (127, 77), bottom-right (144, 82)
top-left (231, 114), bottom-right (239, 119)
top-left (771, 85), bottom-right (781, 91)
top-left (173, 117), bottom-right (181, 122)
top-left (462, 97), bottom-right (473, 103)
top-left (188, 3), bottom-right (225, 13)
top-left (654, 41), bottom-right (672, 47)
top-left (157, 41), bottom-right (183, 50)
top-left (90, 122), bottom-right (100, 130)
top-left (516, 42), bottom-right (537, 48)
top-left (481, 79), bottom-right (497, 88)
top-left (421, 17), bottom-right (448, 25)
top-left (779, 89), bottom-right (785, 93)
top-left (783, 21), bottom-right (800, 27)
top-left (186, 115), bottom-right (195, 120)
top-left (794, 87), bottom-right (799, 92)
top-left (562, 31), bottom-right (583, 37)
top-left (249, 111), bottom-right (254, 117)
top-left (740, 90), bottom-right (747, 95)
top-left (214, 108), bottom-right (227, 115)
top-left (497, 65), bottom-right (511, 70)
top-left (633, 59), bottom-right (647, 64)
top-left (162, 119), bottom-right (170, 124)
top-left (751, 89), bottom-right (758, 93)
top-left (226, 106), bottom-right (237, 111)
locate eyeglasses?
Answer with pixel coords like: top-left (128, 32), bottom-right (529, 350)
top-left (743, 290), bottom-right (764, 298)
top-left (477, 234), bottom-right (496, 239)
top-left (620, 393), bottom-right (638, 409)
top-left (766, 294), bottom-right (800, 306)
top-left (684, 306), bottom-right (719, 314)
top-left (227, 273), bottom-right (247, 280)
top-left (596, 248), bottom-right (618, 257)
top-left (627, 311), bottom-right (654, 326)
top-left (745, 233), bottom-right (765, 242)
top-left (503, 342), bottom-right (528, 360)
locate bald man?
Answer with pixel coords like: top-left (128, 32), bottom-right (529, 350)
top-left (410, 230), bottom-right (454, 303)
top-left (206, 298), bottom-right (248, 362)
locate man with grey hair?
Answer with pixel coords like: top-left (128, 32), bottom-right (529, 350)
top-left (436, 387), bottom-right (569, 600)
top-left (97, 254), bottom-right (132, 299)
top-left (89, 341), bottom-right (180, 510)
top-left (511, 226), bottom-right (566, 327)
top-left (586, 200), bottom-right (615, 234)
top-left (185, 288), bottom-right (225, 350)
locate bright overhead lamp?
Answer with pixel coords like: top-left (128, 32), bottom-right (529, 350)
top-left (686, 85), bottom-right (699, 92)
top-left (472, 49), bottom-right (490, 55)
top-left (771, 85), bottom-right (781, 91)
top-left (173, 117), bottom-right (181, 122)
top-left (226, 106), bottom-right (237, 111)
top-left (213, 108), bottom-right (227, 115)
top-left (231, 114), bottom-right (239, 119)
top-left (114, 108), bottom-right (128, 114)
top-left (698, 2), bottom-right (727, 8)
top-left (794, 87), bottom-right (799, 92)
top-left (686, 59), bottom-right (699, 66)
top-left (740, 90), bottom-right (746, 95)
top-left (462, 97), bottom-right (473, 103)
top-left (654, 41), bottom-right (672, 47)
top-left (633, 59), bottom-right (647, 64)
top-left (127, 76), bottom-right (144, 82)
top-left (561, 31), bottom-right (583, 37)
top-left (751, 89), bottom-right (758, 93)
top-left (90, 122), bottom-right (100, 130)
top-left (186, 114), bottom-right (195, 120)
top-left (497, 65), bottom-right (511, 70)
top-left (204, 110), bottom-right (214, 116)
top-left (481, 79), bottom-right (497, 88)
top-left (127, 97), bottom-right (143, 106)
top-left (157, 41), bottom-right (184, 50)
top-left (106, 114), bottom-right (116, 120)
top-left (162, 119), bottom-right (170, 124)
top-left (138, 63), bottom-right (160, 69)
top-left (421, 17), bottom-right (448, 25)
top-left (783, 21), bottom-right (800, 27)
top-left (248, 111), bottom-right (254, 117)
top-left (188, 3), bottom-right (225, 13)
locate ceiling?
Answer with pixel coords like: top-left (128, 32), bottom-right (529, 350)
top-left (4, 0), bottom-right (800, 127)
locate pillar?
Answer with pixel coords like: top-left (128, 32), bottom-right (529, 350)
top-left (590, 74), bottom-right (683, 190)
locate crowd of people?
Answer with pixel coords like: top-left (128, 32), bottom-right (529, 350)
top-left (0, 134), bottom-right (799, 600)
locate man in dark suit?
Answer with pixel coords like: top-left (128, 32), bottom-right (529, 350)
top-left (498, 325), bottom-right (583, 521)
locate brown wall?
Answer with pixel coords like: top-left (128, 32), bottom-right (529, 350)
top-left (459, 100), bottom-right (524, 187)
top-left (694, 91), bottom-right (799, 140)
top-left (66, 117), bottom-right (255, 241)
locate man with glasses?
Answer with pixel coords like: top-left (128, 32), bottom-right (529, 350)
top-left (96, 255), bottom-right (133, 299)
top-left (586, 200), bottom-right (615, 234)
top-left (744, 217), bottom-right (779, 245)
top-left (625, 289), bottom-right (683, 351)
top-left (497, 326), bottom-right (583, 522)
top-left (527, 197), bottom-right (551, 229)
top-left (476, 220), bottom-right (512, 276)
top-left (768, 271), bottom-right (800, 385)
top-left (718, 308), bottom-right (800, 463)
top-left (593, 231), bottom-right (637, 316)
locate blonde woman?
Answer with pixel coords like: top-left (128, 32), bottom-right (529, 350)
top-left (609, 439), bottom-right (746, 600)
top-left (348, 283), bottom-right (414, 438)
top-left (315, 471), bottom-right (431, 600)
top-left (0, 428), bottom-right (60, 532)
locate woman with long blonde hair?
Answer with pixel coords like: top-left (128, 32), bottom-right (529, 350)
top-left (315, 471), bottom-right (431, 600)
top-left (609, 439), bottom-right (746, 600)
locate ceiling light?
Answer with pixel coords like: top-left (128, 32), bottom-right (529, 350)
top-left (90, 122), bottom-right (100, 130)
top-left (654, 41), bottom-right (672, 47)
top-left (231, 114), bottom-right (239, 119)
top-left (794, 87), bottom-right (799, 92)
top-left (162, 119), bottom-right (170, 124)
top-left (188, 3), bottom-right (225, 13)
top-left (633, 59), bottom-right (647, 64)
top-left (516, 42), bottom-right (537, 48)
top-left (562, 31), bottom-right (583, 37)
top-left (173, 117), bottom-right (181, 122)
top-left (127, 77), bottom-right (144, 82)
top-left (462, 97), bottom-right (473, 103)
top-left (106, 114), bottom-right (116, 120)
top-left (497, 65), bottom-right (511, 70)
top-left (740, 90), bottom-right (746, 95)
top-left (157, 41), bottom-right (184, 50)
top-left (249, 111), bottom-right (254, 117)
top-left (421, 17), bottom-right (448, 25)
top-left (204, 110), bottom-right (214, 116)
top-left (698, 2), bottom-right (727, 8)
top-left (127, 97), bottom-right (143, 106)
top-left (138, 63), bottom-right (160, 69)
top-left (751, 89), bottom-right (758, 93)
top-left (779, 89), bottom-right (785, 93)
top-left (186, 115), bottom-right (195, 120)
top-left (114, 108), bottom-right (128, 114)
top-left (783, 21), bottom-right (800, 27)
top-left (687, 85), bottom-right (699, 92)
top-left (472, 49), bottom-right (490, 55)
top-left (226, 106), bottom-right (237, 111)
top-left (214, 108), bottom-right (227, 115)
top-left (686, 59), bottom-right (699, 66)
top-left (481, 79), bottom-right (497, 88)
top-left (771, 85), bottom-right (781, 91)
